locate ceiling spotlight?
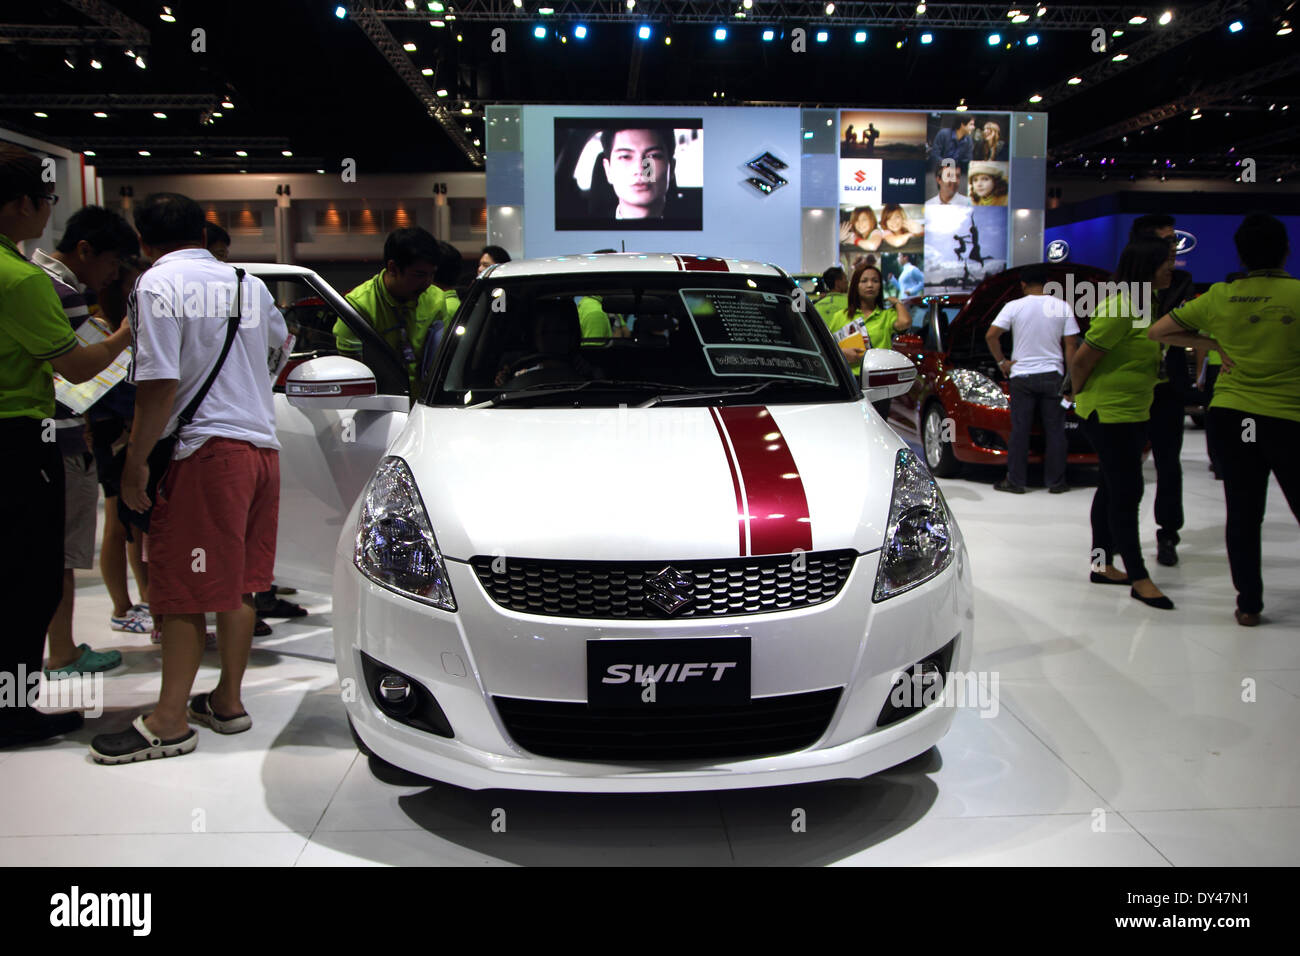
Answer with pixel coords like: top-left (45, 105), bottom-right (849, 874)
top-left (33, 111), bottom-right (48, 118)
top-left (920, 32), bottom-right (932, 43)
top-left (436, 88), bottom-right (448, 96)
top-left (139, 150), bottom-right (151, 156)
top-left (461, 106), bottom-right (473, 115)
top-left (988, 32), bottom-right (1001, 44)
top-left (421, 67), bottom-right (433, 75)
top-left (64, 49), bottom-right (77, 69)
top-left (665, 35), bottom-right (671, 44)
top-left (626, 0), bottom-right (635, 8)
top-left (334, 5), bottom-right (347, 17)
top-left (1028, 93), bottom-right (1043, 103)
top-left (403, 41), bottom-right (417, 51)
top-left (825, 3), bottom-right (835, 15)
top-left (1006, 8), bottom-right (1021, 17)
top-left (538, 5), bottom-right (554, 12)
top-left (816, 30), bottom-right (829, 42)
top-left (1279, 20), bottom-right (1293, 36)
top-left (533, 25), bottom-right (546, 38)
top-left (854, 30), bottom-right (867, 42)
top-left (513, 0), bottom-right (522, 6)
top-left (153, 111), bottom-right (167, 119)
top-left (1228, 20), bottom-right (1243, 33)
top-left (1190, 111), bottom-right (1202, 120)
top-left (1112, 29), bottom-right (1124, 37)
top-left (1158, 10), bottom-right (1172, 26)
top-left (1026, 33), bottom-right (1038, 45)
top-left (212, 111), bottom-right (223, 118)
top-left (916, 2), bottom-right (926, 13)
top-left (1129, 15), bottom-right (1147, 25)
top-left (1112, 52), bottom-right (1128, 60)
top-left (715, 27), bottom-right (727, 40)
top-left (574, 24), bottom-right (587, 38)
top-left (84, 150), bottom-right (95, 157)
top-left (1067, 75), bottom-right (1082, 85)
top-left (744, 0), bottom-right (753, 7)
top-left (955, 99), bottom-right (968, 112)
top-left (1036, 4), bottom-right (1046, 15)
top-left (1012, 13), bottom-right (1029, 23)
top-left (235, 150), bottom-right (247, 157)
top-left (93, 111), bottom-right (108, 118)
top-left (317, 168), bottom-right (326, 173)
top-left (194, 150), bottom-right (202, 156)
top-left (282, 150), bottom-right (293, 157)
top-left (473, 138), bottom-right (481, 146)
top-left (135, 55), bottom-right (146, 68)
top-left (638, 24), bottom-right (651, 39)
top-left (430, 19), bottom-right (444, 27)
top-left (159, 5), bottom-right (175, 22)
top-left (762, 29), bottom-right (775, 40)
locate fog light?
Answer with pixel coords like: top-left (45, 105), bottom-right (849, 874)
top-left (378, 673), bottom-right (416, 716)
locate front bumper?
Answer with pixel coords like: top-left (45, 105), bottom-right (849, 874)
top-left (334, 528), bottom-right (974, 793)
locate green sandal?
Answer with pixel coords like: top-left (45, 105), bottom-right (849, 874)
top-left (45, 644), bottom-right (123, 679)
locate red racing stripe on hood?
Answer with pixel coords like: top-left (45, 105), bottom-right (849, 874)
top-left (708, 407), bottom-right (748, 556)
top-left (716, 406), bottom-right (812, 555)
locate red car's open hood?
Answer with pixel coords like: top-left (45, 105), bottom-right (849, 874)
top-left (940, 262), bottom-right (1112, 355)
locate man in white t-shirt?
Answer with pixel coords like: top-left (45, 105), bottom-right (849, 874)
top-left (91, 192), bottom-right (291, 764)
top-left (985, 264), bottom-right (1080, 494)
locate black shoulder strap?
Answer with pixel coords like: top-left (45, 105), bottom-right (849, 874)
top-left (177, 267), bottom-right (244, 431)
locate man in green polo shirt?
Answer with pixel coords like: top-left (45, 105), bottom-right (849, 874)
top-left (333, 227), bottom-right (447, 395)
top-left (813, 266), bottom-right (848, 324)
top-left (0, 142), bottom-right (133, 747)
top-left (1149, 213), bottom-right (1300, 627)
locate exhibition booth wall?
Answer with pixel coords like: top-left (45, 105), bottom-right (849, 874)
top-left (486, 105), bottom-right (1049, 290)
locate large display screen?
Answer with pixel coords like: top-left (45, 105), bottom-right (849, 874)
top-left (554, 118), bottom-right (704, 231)
top-left (836, 109), bottom-right (1011, 297)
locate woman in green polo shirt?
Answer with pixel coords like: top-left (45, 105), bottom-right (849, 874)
top-left (1069, 237), bottom-right (1174, 610)
top-left (826, 261), bottom-right (911, 416)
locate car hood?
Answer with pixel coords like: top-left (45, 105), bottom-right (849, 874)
top-left (946, 262), bottom-right (1112, 350)
top-left (387, 401), bottom-right (904, 561)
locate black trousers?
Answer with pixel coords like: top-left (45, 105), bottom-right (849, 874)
top-left (1081, 413), bottom-right (1149, 582)
top-left (1204, 364), bottom-right (1222, 474)
top-left (1206, 407), bottom-right (1300, 614)
top-left (1147, 379), bottom-right (1185, 543)
top-left (1007, 371), bottom-right (1066, 488)
top-left (0, 418), bottom-right (65, 729)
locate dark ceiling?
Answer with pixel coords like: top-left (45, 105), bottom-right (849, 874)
top-left (1, 1), bottom-right (1296, 181)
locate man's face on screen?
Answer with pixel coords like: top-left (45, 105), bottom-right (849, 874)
top-left (603, 129), bottom-right (671, 218)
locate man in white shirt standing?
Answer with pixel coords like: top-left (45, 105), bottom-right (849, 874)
top-left (985, 264), bottom-right (1080, 494)
top-left (91, 192), bottom-right (291, 763)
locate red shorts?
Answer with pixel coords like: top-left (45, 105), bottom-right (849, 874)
top-left (148, 438), bottom-right (280, 615)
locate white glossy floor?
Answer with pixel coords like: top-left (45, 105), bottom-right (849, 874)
top-left (2, 432), bottom-right (1298, 867)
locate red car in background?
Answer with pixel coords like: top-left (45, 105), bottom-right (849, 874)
top-left (885, 262), bottom-right (1110, 477)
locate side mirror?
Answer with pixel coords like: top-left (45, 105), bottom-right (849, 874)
top-left (861, 348), bottom-right (917, 401)
top-left (286, 356), bottom-right (407, 412)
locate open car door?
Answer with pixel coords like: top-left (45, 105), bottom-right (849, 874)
top-left (239, 264), bottom-right (411, 592)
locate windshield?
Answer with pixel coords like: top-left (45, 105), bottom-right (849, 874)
top-left (423, 272), bottom-right (859, 407)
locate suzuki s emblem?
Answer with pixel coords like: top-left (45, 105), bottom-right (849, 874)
top-left (1174, 230), bottom-right (1196, 254)
top-left (1046, 239), bottom-right (1069, 263)
top-left (645, 566), bottom-right (695, 616)
top-left (854, 168), bottom-right (867, 183)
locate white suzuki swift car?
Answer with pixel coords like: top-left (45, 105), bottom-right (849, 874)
top-left (266, 254), bottom-right (972, 793)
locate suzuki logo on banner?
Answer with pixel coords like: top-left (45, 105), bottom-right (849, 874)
top-left (1174, 230), bottom-right (1197, 254)
top-left (1046, 239), bottom-right (1070, 263)
top-left (853, 169), bottom-right (867, 183)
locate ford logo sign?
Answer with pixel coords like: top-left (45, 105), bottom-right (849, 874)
top-left (1174, 230), bottom-right (1197, 254)
top-left (1046, 239), bottom-right (1070, 263)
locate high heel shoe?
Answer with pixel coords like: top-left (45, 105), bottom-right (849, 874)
top-left (1130, 587), bottom-right (1174, 610)
top-left (1090, 571), bottom-right (1130, 585)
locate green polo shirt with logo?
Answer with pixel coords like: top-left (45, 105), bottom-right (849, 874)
top-left (0, 234), bottom-right (78, 420)
top-left (333, 270), bottom-right (447, 390)
top-left (1075, 292), bottom-right (1162, 423)
top-left (1170, 269), bottom-right (1300, 422)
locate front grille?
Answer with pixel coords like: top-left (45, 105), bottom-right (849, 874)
top-left (469, 550), bottom-right (858, 619)
top-left (494, 688), bottom-right (843, 761)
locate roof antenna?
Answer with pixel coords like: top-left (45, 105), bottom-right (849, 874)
top-left (621, 240), bottom-right (625, 252)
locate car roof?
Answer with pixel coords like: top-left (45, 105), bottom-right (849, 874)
top-left (485, 254), bottom-right (787, 279)
top-left (229, 262), bottom-right (321, 278)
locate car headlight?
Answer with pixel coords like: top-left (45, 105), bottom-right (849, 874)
top-left (949, 368), bottom-right (1008, 409)
top-left (355, 456), bottom-right (456, 611)
top-left (873, 448), bottom-right (955, 601)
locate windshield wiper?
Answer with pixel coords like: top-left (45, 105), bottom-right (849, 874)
top-left (639, 379), bottom-right (831, 407)
top-left (469, 379), bottom-right (699, 408)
